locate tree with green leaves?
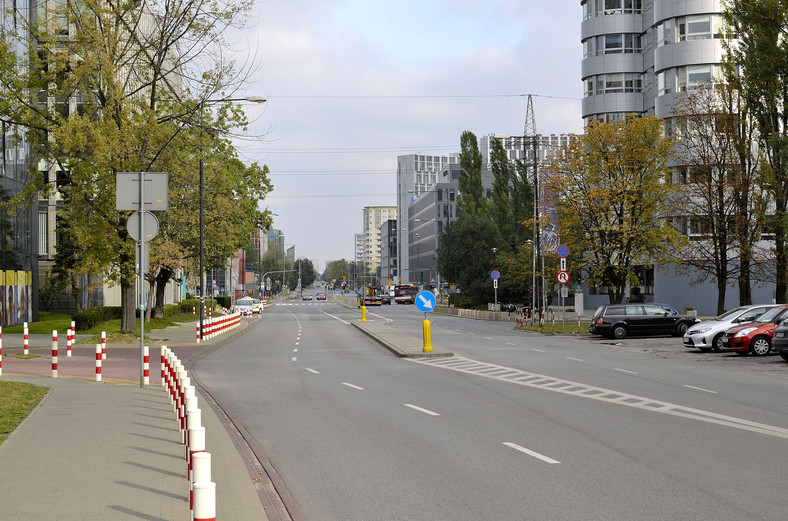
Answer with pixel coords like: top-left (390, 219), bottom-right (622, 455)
top-left (546, 116), bottom-right (684, 304)
top-left (723, 0), bottom-right (788, 302)
top-left (435, 213), bottom-right (501, 293)
top-left (458, 131), bottom-right (486, 216)
top-left (489, 139), bottom-right (514, 250)
top-left (0, 0), bottom-right (269, 331)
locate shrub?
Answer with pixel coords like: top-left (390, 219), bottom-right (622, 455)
top-left (216, 295), bottom-right (231, 309)
top-left (73, 306), bottom-right (122, 330)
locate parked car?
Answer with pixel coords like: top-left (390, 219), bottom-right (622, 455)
top-left (234, 298), bottom-right (258, 316)
top-left (302, 294), bottom-right (313, 301)
top-left (720, 305), bottom-right (788, 356)
top-left (251, 299), bottom-right (264, 313)
top-left (683, 304), bottom-right (778, 352)
top-left (771, 320), bottom-right (788, 361)
top-left (589, 304), bottom-right (699, 339)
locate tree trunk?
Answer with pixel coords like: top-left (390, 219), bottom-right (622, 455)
top-left (716, 277), bottom-right (727, 317)
top-left (154, 267), bottom-right (174, 319)
top-left (120, 283), bottom-right (136, 333)
top-left (145, 279), bottom-right (155, 322)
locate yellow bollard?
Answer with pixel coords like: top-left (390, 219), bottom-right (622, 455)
top-left (422, 319), bottom-right (432, 352)
top-left (362, 305), bottom-right (367, 322)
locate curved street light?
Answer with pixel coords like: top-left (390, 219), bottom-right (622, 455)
top-left (199, 95), bottom-right (266, 340)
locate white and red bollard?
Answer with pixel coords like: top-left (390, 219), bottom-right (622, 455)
top-left (95, 345), bottom-right (102, 382)
top-left (0, 326), bottom-right (3, 376)
top-left (66, 325), bottom-right (72, 357)
top-left (192, 456), bottom-right (214, 521)
top-left (52, 331), bottom-right (58, 378)
top-left (188, 427), bottom-right (206, 510)
top-left (101, 331), bottom-right (106, 360)
top-left (23, 322), bottom-right (28, 355)
top-left (143, 345), bottom-right (150, 386)
top-left (193, 306), bottom-right (196, 316)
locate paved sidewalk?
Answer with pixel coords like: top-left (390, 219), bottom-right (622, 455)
top-left (0, 318), bottom-right (270, 521)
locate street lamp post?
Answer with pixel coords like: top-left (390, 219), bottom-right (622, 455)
top-left (416, 233), bottom-right (421, 286)
top-left (492, 247), bottom-right (498, 309)
top-left (198, 95), bottom-right (266, 340)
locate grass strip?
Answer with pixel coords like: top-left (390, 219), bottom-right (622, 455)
top-left (0, 381), bottom-right (49, 446)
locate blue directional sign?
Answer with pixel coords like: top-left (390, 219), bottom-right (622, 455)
top-left (415, 291), bottom-right (436, 313)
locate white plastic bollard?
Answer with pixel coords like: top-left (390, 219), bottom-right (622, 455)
top-left (192, 455), bottom-right (213, 520)
top-left (143, 345), bottom-right (149, 386)
top-left (188, 424), bottom-right (205, 485)
top-left (66, 325), bottom-right (72, 357)
top-left (0, 326), bottom-right (3, 376)
top-left (160, 346), bottom-right (167, 387)
top-left (23, 322), bottom-right (28, 355)
top-left (101, 331), bottom-right (106, 360)
top-left (51, 330), bottom-right (58, 378)
top-left (95, 345), bottom-right (102, 382)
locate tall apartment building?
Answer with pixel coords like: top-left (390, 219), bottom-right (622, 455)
top-left (397, 153), bottom-right (459, 282)
top-left (580, 0), bottom-right (774, 314)
top-left (361, 206), bottom-right (396, 276)
top-left (581, 0), bottom-right (726, 123)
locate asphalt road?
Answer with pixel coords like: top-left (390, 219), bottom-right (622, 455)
top-left (192, 299), bottom-right (788, 521)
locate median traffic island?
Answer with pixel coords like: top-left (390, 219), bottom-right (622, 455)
top-left (351, 319), bottom-right (454, 359)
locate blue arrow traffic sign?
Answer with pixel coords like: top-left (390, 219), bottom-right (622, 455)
top-left (415, 291), bottom-right (436, 313)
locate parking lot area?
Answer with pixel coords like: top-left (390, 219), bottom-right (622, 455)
top-left (584, 334), bottom-right (788, 373)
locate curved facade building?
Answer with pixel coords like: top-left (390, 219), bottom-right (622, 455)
top-left (581, 0), bottom-right (726, 123)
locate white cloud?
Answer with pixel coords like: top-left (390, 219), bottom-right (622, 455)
top-left (232, 0), bottom-right (583, 267)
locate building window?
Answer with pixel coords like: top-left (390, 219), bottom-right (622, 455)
top-left (676, 14), bottom-right (722, 42)
top-left (593, 33), bottom-right (642, 55)
top-left (676, 64), bottom-right (718, 91)
top-left (586, 73), bottom-right (644, 96)
top-left (38, 212), bottom-right (48, 256)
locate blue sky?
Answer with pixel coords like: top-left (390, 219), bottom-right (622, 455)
top-left (235, 0), bottom-right (583, 270)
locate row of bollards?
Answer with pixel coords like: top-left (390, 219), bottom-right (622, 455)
top-left (161, 345), bottom-right (216, 521)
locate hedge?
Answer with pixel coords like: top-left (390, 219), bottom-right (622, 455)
top-left (73, 306), bottom-right (122, 330)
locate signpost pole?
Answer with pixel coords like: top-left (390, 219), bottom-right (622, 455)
top-left (138, 171), bottom-right (145, 389)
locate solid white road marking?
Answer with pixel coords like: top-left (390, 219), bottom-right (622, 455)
top-left (503, 442), bottom-right (560, 464)
top-left (506, 342), bottom-right (516, 346)
top-left (342, 382), bottom-right (365, 390)
top-left (305, 368), bottom-right (319, 374)
top-left (614, 368), bottom-right (638, 375)
top-left (404, 404), bottom-right (440, 416)
top-left (320, 310), bottom-right (350, 325)
top-left (291, 357), bottom-right (297, 362)
top-left (567, 357), bottom-right (584, 362)
top-left (532, 348), bottom-right (545, 353)
top-left (683, 385), bottom-right (717, 394)
top-left (293, 349), bottom-right (298, 352)
top-left (484, 337), bottom-right (493, 340)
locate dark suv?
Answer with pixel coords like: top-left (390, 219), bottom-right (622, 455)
top-left (589, 304), bottom-right (699, 339)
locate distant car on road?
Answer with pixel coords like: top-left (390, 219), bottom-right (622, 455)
top-left (720, 305), bottom-right (788, 356)
top-left (683, 304), bottom-right (777, 352)
top-left (316, 292), bottom-right (326, 300)
top-left (302, 294), bottom-right (313, 301)
top-left (381, 294), bottom-right (391, 305)
top-left (771, 320), bottom-right (788, 361)
top-left (589, 304), bottom-right (699, 340)
top-left (234, 298), bottom-right (258, 316)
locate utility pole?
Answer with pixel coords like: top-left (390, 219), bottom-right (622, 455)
top-left (523, 94), bottom-right (543, 315)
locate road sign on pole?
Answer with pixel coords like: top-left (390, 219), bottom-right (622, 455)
top-left (556, 244), bottom-right (570, 258)
top-left (490, 270), bottom-right (500, 280)
top-left (557, 271), bottom-right (570, 284)
top-left (415, 291), bottom-right (436, 313)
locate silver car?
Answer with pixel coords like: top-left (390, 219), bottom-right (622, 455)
top-left (683, 304), bottom-right (777, 352)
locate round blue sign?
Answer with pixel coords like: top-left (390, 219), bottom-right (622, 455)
top-left (491, 270), bottom-right (501, 280)
top-left (557, 244), bottom-right (570, 258)
top-left (415, 291), bottom-right (436, 313)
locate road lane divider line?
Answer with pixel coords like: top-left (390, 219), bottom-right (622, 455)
top-left (503, 442), bottom-right (560, 464)
top-left (404, 404), bottom-right (440, 416)
top-left (567, 357), bottom-right (584, 362)
top-left (305, 368), bottom-right (319, 374)
top-left (320, 310), bottom-right (350, 325)
top-left (683, 385), bottom-right (717, 394)
top-left (614, 368), bottom-right (638, 375)
top-left (409, 356), bottom-right (788, 439)
top-left (532, 349), bottom-right (545, 353)
top-left (342, 383), bottom-right (365, 390)
top-left (291, 357), bottom-right (297, 362)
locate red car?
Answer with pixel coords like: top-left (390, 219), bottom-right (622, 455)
top-left (720, 305), bottom-right (788, 356)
